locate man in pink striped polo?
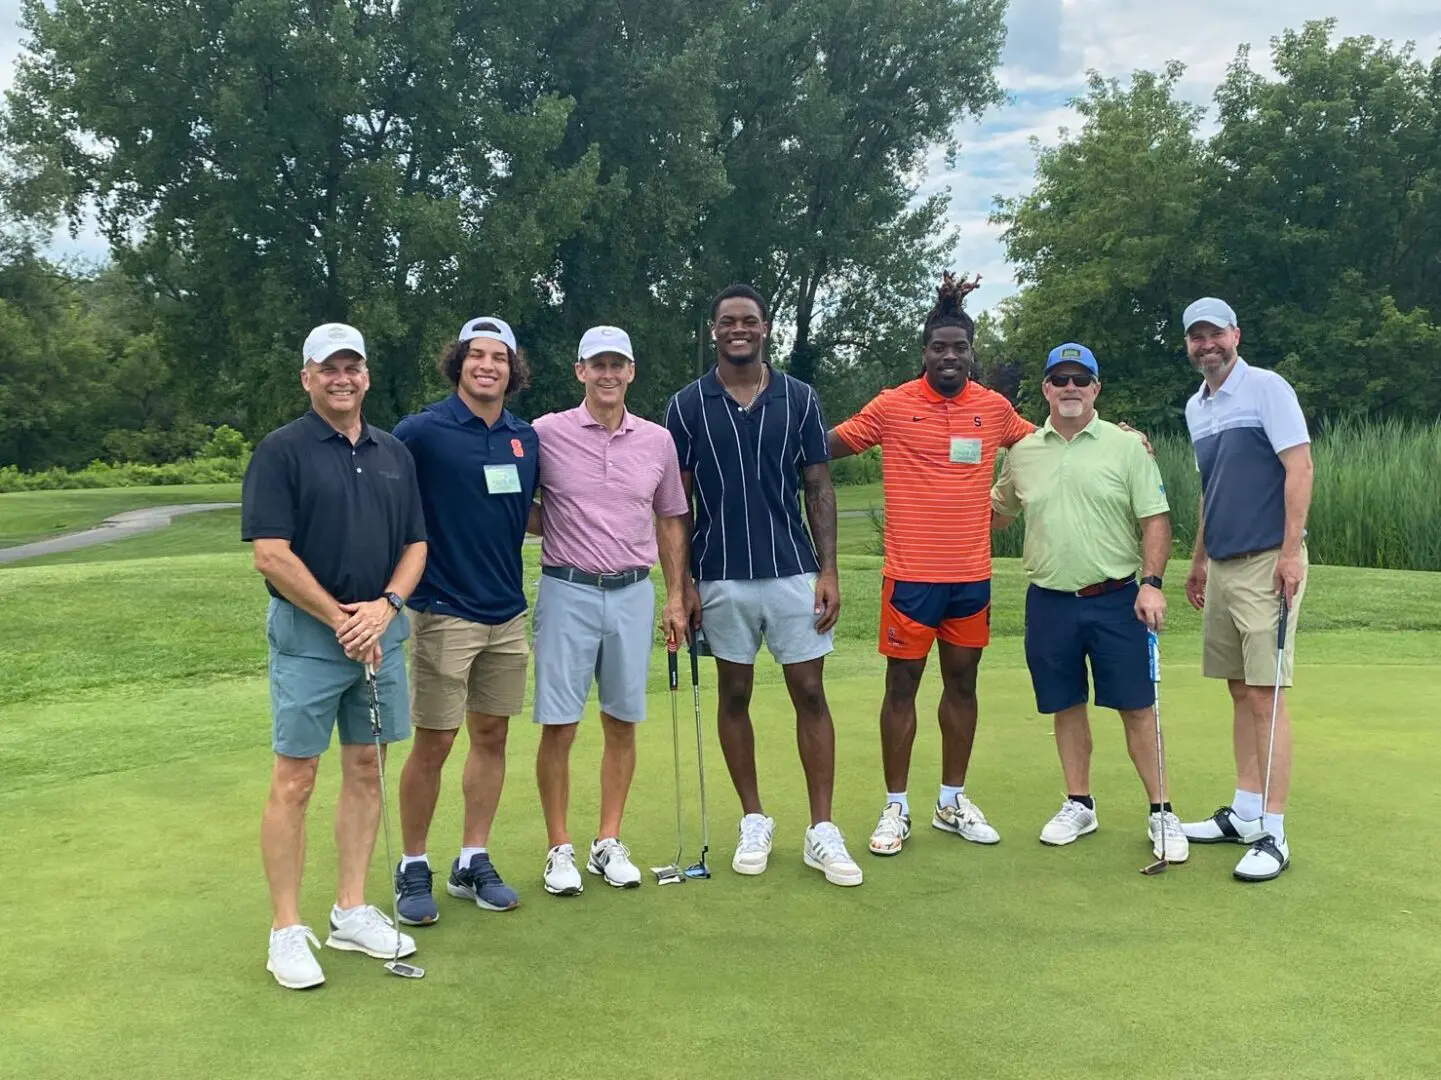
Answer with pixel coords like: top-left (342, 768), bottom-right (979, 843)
top-left (528, 325), bottom-right (691, 895)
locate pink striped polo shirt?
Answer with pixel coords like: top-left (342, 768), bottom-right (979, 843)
top-left (533, 402), bottom-right (689, 574)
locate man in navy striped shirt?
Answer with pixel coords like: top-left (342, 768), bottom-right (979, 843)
top-left (664, 283), bottom-right (862, 888)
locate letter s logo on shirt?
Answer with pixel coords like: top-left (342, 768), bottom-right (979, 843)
top-left (973, 416), bottom-right (983, 427)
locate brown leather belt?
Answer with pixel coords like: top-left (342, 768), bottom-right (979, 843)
top-left (1075, 576), bottom-right (1135, 598)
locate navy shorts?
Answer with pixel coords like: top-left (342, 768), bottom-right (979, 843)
top-left (1023, 583), bottom-right (1154, 714)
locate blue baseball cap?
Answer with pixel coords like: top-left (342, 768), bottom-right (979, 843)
top-left (1045, 343), bottom-right (1098, 376)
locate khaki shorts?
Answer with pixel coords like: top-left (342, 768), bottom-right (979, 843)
top-left (1202, 546), bottom-right (1307, 687)
top-left (409, 610), bottom-right (529, 727)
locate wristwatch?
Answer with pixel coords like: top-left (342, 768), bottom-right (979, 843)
top-left (384, 591), bottom-right (405, 613)
top-left (1140, 575), bottom-right (1163, 590)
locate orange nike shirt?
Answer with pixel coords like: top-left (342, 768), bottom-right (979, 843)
top-left (834, 377), bottom-right (1035, 582)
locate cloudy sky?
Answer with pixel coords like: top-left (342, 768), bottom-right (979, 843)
top-left (3, 1), bottom-right (1439, 313)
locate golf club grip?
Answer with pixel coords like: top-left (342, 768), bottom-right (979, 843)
top-left (1146, 630), bottom-right (1159, 684)
top-left (688, 634), bottom-right (700, 683)
top-left (1276, 593), bottom-right (1289, 652)
top-left (667, 644), bottom-right (678, 691)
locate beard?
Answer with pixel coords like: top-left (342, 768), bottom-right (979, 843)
top-left (1057, 399), bottom-right (1086, 419)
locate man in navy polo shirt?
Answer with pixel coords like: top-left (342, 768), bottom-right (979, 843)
top-left (664, 283), bottom-right (862, 888)
top-left (390, 316), bottom-right (540, 923)
top-left (1178, 297), bottom-right (1314, 883)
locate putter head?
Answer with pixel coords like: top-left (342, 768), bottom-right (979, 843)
top-left (651, 864), bottom-right (686, 885)
top-left (384, 959), bottom-right (425, 979)
top-left (682, 860), bottom-right (711, 880)
top-left (1139, 858), bottom-right (1169, 876)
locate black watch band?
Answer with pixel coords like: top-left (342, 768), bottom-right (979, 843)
top-left (1140, 575), bottom-right (1163, 590)
top-left (385, 591), bottom-right (404, 612)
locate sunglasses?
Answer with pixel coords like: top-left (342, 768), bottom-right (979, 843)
top-left (1047, 373), bottom-right (1095, 387)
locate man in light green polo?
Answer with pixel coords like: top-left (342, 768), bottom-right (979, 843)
top-left (990, 342), bottom-right (1188, 863)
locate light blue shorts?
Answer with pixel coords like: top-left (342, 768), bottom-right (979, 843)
top-left (532, 575), bottom-right (654, 725)
top-left (266, 598), bottom-right (411, 759)
top-left (697, 574), bottom-right (833, 666)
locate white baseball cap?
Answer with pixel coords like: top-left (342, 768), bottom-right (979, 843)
top-left (1183, 297), bottom-right (1238, 331)
top-left (302, 323), bottom-right (367, 369)
top-left (458, 316), bottom-right (517, 353)
top-left (577, 325), bottom-right (635, 363)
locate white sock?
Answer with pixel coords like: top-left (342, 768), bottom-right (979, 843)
top-left (1262, 813), bottom-right (1285, 844)
top-left (886, 791), bottom-right (910, 814)
top-left (400, 853), bottom-right (429, 870)
top-left (458, 846), bottom-right (487, 867)
top-left (1234, 790), bottom-right (1263, 821)
top-left (939, 784), bottom-right (965, 807)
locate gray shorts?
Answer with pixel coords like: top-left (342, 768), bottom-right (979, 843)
top-left (698, 574), bottom-right (833, 666)
top-left (532, 574), bottom-right (655, 724)
top-left (266, 598), bottom-right (410, 759)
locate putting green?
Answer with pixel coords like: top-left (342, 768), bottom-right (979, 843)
top-left (1, 545), bottom-right (1438, 1079)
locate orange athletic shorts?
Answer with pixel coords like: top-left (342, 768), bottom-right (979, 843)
top-left (879, 577), bottom-right (991, 659)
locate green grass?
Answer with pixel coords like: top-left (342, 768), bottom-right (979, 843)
top-left (2, 510), bottom-right (1441, 1079)
top-left (0, 482), bottom-right (241, 547)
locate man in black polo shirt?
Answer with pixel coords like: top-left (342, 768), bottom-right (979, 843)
top-left (241, 322), bottom-right (428, 990)
top-left (664, 283), bottom-right (862, 888)
top-left (390, 316), bottom-right (540, 925)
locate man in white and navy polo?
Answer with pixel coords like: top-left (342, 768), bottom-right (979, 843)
top-left (664, 283), bottom-right (862, 889)
top-left (1178, 297), bottom-right (1314, 883)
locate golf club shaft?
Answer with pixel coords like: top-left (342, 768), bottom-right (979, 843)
top-left (1262, 594), bottom-right (1289, 827)
top-left (1147, 630), bottom-right (1165, 862)
top-left (668, 646), bottom-right (684, 866)
top-left (365, 662), bottom-right (402, 965)
top-left (689, 637), bottom-right (709, 861)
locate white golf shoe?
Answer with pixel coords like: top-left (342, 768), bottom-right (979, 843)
top-left (933, 792), bottom-right (1001, 844)
top-left (544, 843), bottom-right (584, 896)
top-left (587, 837), bottom-right (642, 888)
top-left (267, 925), bottom-right (325, 990)
top-left (324, 905), bottom-right (417, 959)
top-left (803, 822), bottom-right (863, 886)
top-left (1148, 811), bottom-right (1190, 863)
top-left (868, 802), bottom-right (912, 856)
top-left (1233, 836), bottom-right (1290, 882)
top-left (1039, 799), bottom-right (1098, 846)
top-left (1182, 805), bottom-right (1266, 845)
top-left (732, 813), bottom-right (775, 875)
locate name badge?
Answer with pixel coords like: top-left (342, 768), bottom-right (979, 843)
top-left (484, 463), bottom-right (522, 494)
top-left (949, 437), bottom-right (983, 465)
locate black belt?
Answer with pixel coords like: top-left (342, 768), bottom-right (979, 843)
top-left (1074, 576), bottom-right (1135, 598)
top-left (542, 565), bottom-right (648, 590)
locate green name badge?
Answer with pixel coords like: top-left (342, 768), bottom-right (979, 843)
top-left (949, 436), bottom-right (983, 465)
top-left (483, 463), bottom-right (522, 494)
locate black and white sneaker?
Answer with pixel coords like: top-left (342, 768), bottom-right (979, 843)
top-left (586, 837), bottom-right (642, 888)
top-left (1181, 805), bottom-right (1266, 845)
top-left (1233, 836), bottom-right (1290, 882)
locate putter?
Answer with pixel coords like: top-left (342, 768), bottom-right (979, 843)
top-left (650, 643), bottom-right (687, 886)
top-left (682, 629), bottom-right (711, 879)
top-left (1260, 594), bottom-right (1290, 837)
top-left (363, 662), bottom-right (425, 979)
top-left (1140, 630), bottom-right (1169, 876)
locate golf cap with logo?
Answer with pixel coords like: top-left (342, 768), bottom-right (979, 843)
top-left (302, 323), bottom-right (367, 369)
top-left (1045, 342), bottom-right (1099, 376)
top-left (458, 316), bottom-right (517, 353)
top-left (1183, 297), bottom-right (1238, 331)
top-left (577, 325), bottom-right (635, 363)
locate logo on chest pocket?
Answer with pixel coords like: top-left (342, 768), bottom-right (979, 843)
top-left (511, 438), bottom-right (525, 458)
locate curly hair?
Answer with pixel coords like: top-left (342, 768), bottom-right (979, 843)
top-left (436, 322), bottom-right (531, 399)
top-left (709, 283), bottom-right (770, 322)
top-left (922, 271), bottom-right (981, 345)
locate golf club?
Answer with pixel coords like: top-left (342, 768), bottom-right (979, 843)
top-left (1140, 629), bottom-right (1169, 876)
top-left (683, 629), bottom-right (711, 879)
top-left (364, 662), bottom-right (425, 980)
top-left (1260, 593), bottom-right (1290, 836)
top-left (650, 643), bottom-right (687, 886)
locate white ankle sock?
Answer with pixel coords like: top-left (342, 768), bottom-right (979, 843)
top-left (886, 791), bottom-right (909, 814)
top-left (1233, 790), bottom-right (1263, 821)
top-left (458, 846), bottom-right (487, 866)
top-left (1262, 813), bottom-right (1286, 844)
top-left (939, 784), bottom-right (965, 807)
top-left (400, 853), bottom-right (428, 870)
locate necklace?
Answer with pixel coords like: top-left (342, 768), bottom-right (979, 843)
top-left (718, 364), bottom-right (768, 411)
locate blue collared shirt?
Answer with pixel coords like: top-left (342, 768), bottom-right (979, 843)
top-left (393, 394), bottom-right (540, 624)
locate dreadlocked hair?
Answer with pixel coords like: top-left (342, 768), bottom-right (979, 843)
top-left (922, 271), bottom-right (981, 345)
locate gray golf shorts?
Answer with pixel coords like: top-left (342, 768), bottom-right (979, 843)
top-left (266, 598), bottom-right (410, 759)
top-left (697, 574), bottom-right (833, 666)
top-left (532, 574), bottom-right (655, 725)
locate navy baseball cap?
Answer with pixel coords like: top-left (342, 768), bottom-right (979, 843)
top-left (1045, 343), bottom-right (1098, 376)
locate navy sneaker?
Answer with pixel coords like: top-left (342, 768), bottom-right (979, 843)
top-left (393, 860), bottom-right (438, 927)
top-left (446, 853), bottom-right (519, 911)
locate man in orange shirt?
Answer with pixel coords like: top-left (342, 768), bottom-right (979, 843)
top-left (828, 274), bottom-right (1034, 856)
